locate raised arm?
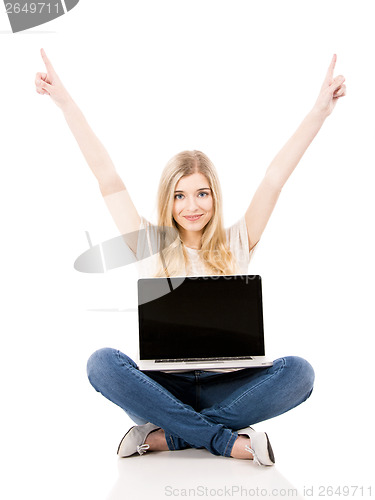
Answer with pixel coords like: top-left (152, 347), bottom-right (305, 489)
top-left (35, 48), bottom-right (141, 243)
top-left (245, 54), bottom-right (346, 250)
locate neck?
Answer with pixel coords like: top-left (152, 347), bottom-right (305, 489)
top-left (178, 227), bottom-right (203, 250)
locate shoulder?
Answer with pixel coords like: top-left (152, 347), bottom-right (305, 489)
top-left (139, 215), bottom-right (153, 228)
top-left (226, 216), bottom-right (259, 256)
top-left (138, 216), bottom-right (180, 256)
top-left (225, 216), bottom-right (248, 248)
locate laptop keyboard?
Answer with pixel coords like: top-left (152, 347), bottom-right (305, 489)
top-left (155, 356), bottom-right (254, 363)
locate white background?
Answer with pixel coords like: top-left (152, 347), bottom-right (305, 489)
top-left (1, 1), bottom-right (374, 498)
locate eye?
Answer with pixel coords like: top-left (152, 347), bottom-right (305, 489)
top-left (174, 194), bottom-right (184, 200)
top-left (198, 192), bottom-right (209, 197)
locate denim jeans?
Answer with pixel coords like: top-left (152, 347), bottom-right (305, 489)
top-left (87, 348), bottom-right (315, 457)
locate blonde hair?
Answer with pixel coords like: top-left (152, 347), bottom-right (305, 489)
top-left (152, 150), bottom-right (239, 277)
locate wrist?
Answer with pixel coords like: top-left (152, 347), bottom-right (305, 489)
top-left (60, 94), bottom-right (76, 115)
top-left (309, 105), bottom-right (330, 121)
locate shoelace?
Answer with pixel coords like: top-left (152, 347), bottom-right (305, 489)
top-left (136, 444), bottom-right (150, 455)
top-left (245, 444), bottom-right (262, 466)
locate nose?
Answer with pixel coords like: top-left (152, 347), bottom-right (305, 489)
top-left (186, 196), bottom-right (200, 212)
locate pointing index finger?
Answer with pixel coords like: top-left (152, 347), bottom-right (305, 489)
top-left (40, 48), bottom-right (55, 76)
top-left (325, 53), bottom-right (337, 85)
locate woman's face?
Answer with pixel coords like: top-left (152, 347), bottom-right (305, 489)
top-left (172, 172), bottom-right (214, 233)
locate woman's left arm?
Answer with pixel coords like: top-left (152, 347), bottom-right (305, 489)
top-left (245, 54), bottom-right (346, 250)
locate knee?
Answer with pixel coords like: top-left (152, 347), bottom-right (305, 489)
top-left (86, 348), bottom-right (136, 391)
top-left (280, 356), bottom-right (315, 399)
top-left (274, 356), bottom-right (315, 400)
top-left (87, 348), bottom-right (114, 390)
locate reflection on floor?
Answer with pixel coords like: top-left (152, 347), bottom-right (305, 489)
top-left (107, 448), bottom-right (304, 499)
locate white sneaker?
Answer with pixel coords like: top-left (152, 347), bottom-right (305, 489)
top-left (117, 422), bottom-right (160, 457)
top-left (237, 426), bottom-right (275, 466)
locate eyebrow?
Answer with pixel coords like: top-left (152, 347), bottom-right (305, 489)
top-left (174, 187), bottom-right (211, 193)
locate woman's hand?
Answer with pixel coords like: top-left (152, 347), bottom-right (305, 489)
top-left (35, 48), bottom-right (72, 110)
top-left (313, 54), bottom-right (346, 117)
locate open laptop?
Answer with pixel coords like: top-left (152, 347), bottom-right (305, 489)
top-left (136, 274), bottom-right (273, 371)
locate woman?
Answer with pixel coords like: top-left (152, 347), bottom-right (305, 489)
top-left (35, 49), bottom-right (346, 466)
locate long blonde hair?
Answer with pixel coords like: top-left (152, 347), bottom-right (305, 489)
top-left (152, 150), bottom-right (239, 277)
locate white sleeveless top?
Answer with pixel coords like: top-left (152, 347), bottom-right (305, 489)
top-left (134, 215), bottom-right (258, 373)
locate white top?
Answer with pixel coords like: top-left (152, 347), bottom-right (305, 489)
top-left (135, 215), bottom-right (256, 278)
top-left (134, 215), bottom-right (258, 373)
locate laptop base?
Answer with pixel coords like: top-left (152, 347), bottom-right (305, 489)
top-left (138, 356), bottom-right (273, 371)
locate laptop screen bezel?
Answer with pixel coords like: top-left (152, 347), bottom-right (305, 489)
top-left (137, 274), bottom-right (265, 360)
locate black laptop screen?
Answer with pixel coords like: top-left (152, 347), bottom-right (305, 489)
top-left (138, 275), bottom-right (265, 360)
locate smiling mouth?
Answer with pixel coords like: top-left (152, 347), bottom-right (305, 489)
top-left (183, 215), bottom-right (203, 221)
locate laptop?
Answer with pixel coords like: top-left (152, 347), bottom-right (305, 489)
top-left (136, 274), bottom-right (273, 371)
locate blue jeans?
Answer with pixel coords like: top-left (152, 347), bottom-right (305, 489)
top-left (87, 349), bottom-right (315, 457)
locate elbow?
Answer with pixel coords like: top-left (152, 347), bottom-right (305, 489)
top-left (99, 173), bottom-right (126, 197)
top-left (264, 172), bottom-right (284, 194)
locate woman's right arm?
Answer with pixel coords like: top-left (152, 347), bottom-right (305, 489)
top-left (35, 48), bottom-right (141, 241)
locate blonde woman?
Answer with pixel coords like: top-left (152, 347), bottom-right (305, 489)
top-left (35, 49), bottom-right (346, 466)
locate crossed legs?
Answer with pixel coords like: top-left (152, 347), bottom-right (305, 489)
top-left (87, 348), bottom-right (315, 457)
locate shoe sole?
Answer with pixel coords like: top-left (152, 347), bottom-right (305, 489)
top-left (265, 432), bottom-right (275, 464)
